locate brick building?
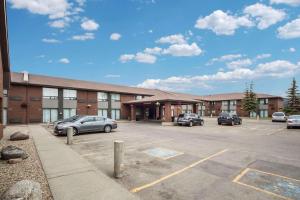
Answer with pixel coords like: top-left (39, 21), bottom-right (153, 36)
top-left (7, 72), bottom-right (283, 125)
top-left (0, 0), bottom-right (11, 139)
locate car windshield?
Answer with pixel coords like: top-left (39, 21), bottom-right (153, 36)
top-left (289, 115), bottom-right (300, 119)
top-left (63, 115), bottom-right (82, 122)
top-left (273, 112), bottom-right (284, 116)
top-left (220, 112), bottom-right (229, 117)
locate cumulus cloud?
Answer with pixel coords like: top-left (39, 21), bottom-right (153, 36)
top-left (137, 60), bottom-right (300, 91)
top-left (71, 33), bottom-right (95, 41)
top-left (59, 58), bottom-right (70, 64)
top-left (110, 33), bottom-right (121, 41)
top-left (256, 53), bottom-right (272, 59)
top-left (207, 54), bottom-right (243, 65)
top-left (226, 59), bottom-right (252, 69)
top-left (277, 18), bottom-right (300, 39)
top-left (289, 47), bottom-right (296, 52)
top-left (81, 19), bottom-right (99, 31)
top-left (119, 53), bottom-right (156, 64)
top-left (270, 0), bottom-right (300, 6)
top-left (162, 43), bottom-right (202, 57)
top-left (8, 0), bottom-right (70, 19)
top-left (194, 10), bottom-right (254, 35)
top-left (144, 47), bottom-right (162, 55)
top-left (244, 3), bottom-right (286, 29)
top-left (48, 19), bottom-right (68, 28)
top-left (156, 34), bottom-right (187, 44)
top-left (42, 38), bottom-right (61, 43)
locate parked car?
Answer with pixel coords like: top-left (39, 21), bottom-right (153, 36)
top-left (53, 115), bottom-right (82, 128)
top-left (218, 112), bottom-right (242, 126)
top-left (272, 112), bottom-right (287, 122)
top-left (54, 115), bottom-right (117, 135)
top-left (287, 115), bottom-right (300, 129)
top-left (177, 113), bottom-right (204, 127)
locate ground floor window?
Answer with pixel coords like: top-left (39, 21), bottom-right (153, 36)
top-left (63, 108), bottom-right (76, 119)
top-left (2, 108), bottom-right (7, 125)
top-left (198, 110), bottom-right (205, 116)
top-left (98, 109), bottom-right (108, 118)
top-left (260, 110), bottom-right (268, 118)
top-left (250, 111), bottom-right (257, 118)
top-left (111, 109), bottom-right (120, 120)
top-left (43, 109), bottom-right (58, 123)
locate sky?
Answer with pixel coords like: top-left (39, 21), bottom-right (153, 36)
top-left (6, 0), bottom-right (300, 96)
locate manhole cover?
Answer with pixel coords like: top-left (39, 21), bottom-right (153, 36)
top-left (143, 147), bottom-right (183, 160)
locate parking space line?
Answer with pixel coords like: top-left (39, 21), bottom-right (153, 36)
top-left (130, 148), bottom-right (228, 193)
top-left (73, 139), bottom-right (105, 145)
top-left (232, 168), bottom-right (297, 200)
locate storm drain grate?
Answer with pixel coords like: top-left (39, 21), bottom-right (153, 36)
top-left (143, 147), bottom-right (183, 160)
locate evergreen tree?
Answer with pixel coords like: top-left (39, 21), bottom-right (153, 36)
top-left (285, 78), bottom-right (300, 114)
top-left (242, 82), bottom-right (258, 116)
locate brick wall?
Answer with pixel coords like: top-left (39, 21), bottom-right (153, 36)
top-left (77, 90), bottom-right (97, 115)
top-left (268, 98), bottom-right (283, 117)
top-left (120, 94), bottom-right (135, 120)
top-left (8, 85), bottom-right (27, 124)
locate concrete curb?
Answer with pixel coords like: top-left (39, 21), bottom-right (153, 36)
top-left (29, 125), bottom-right (138, 200)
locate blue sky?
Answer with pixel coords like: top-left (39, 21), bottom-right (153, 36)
top-left (6, 0), bottom-right (300, 96)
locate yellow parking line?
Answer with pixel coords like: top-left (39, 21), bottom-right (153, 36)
top-left (232, 168), bottom-right (250, 183)
top-left (234, 181), bottom-right (292, 200)
top-left (249, 168), bottom-right (300, 182)
top-left (130, 148), bottom-right (228, 193)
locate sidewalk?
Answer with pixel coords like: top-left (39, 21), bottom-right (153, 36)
top-left (29, 125), bottom-right (138, 200)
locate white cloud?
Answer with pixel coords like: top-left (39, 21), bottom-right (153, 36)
top-left (110, 33), bottom-right (122, 41)
top-left (194, 10), bottom-right (254, 35)
top-left (81, 19), bottom-right (99, 31)
top-left (135, 53), bottom-right (157, 63)
top-left (162, 43), bottom-right (202, 57)
top-left (8, 0), bottom-right (70, 19)
top-left (156, 34), bottom-right (187, 44)
top-left (207, 54), bottom-right (243, 65)
top-left (226, 58), bottom-right (252, 69)
top-left (289, 47), bottom-right (296, 52)
top-left (105, 74), bottom-right (121, 78)
top-left (48, 19), bottom-right (68, 28)
top-left (144, 47), bottom-right (162, 55)
top-left (270, 0), bottom-right (300, 6)
top-left (76, 0), bottom-right (86, 6)
top-left (137, 60), bottom-right (300, 91)
top-left (119, 54), bottom-right (135, 63)
top-left (119, 53), bottom-right (156, 64)
top-left (59, 58), bottom-right (70, 64)
top-left (277, 18), bottom-right (300, 39)
top-left (256, 53), bottom-right (272, 59)
top-left (244, 3), bottom-right (286, 29)
top-left (42, 38), bottom-right (61, 43)
top-left (71, 33), bottom-right (95, 41)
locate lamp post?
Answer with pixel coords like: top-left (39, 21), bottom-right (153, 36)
top-left (155, 102), bottom-right (160, 120)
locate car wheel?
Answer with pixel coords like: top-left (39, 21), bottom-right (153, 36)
top-left (239, 120), bottom-right (242, 125)
top-left (218, 122), bottom-right (221, 125)
top-left (200, 121), bottom-right (204, 126)
top-left (73, 128), bottom-right (78, 136)
top-left (189, 121), bottom-right (193, 127)
top-left (104, 125), bottom-right (112, 133)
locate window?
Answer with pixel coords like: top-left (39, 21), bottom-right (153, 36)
top-left (111, 109), bottom-right (120, 120)
top-left (82, 116), bottom-right (95, 123)
top-left (63, 109), bottom-right (76, 119)
top-left (43, 88), bottom-right (58, 99)
top-left (95, 117), bottom-right (105, 121)
top-left (230, 100), bottom-right (236, 106)
top-left (136, 95), bottom-right (143, 100)
top-left (111, 93), bottom-right (120, 102)
top-left (260, 110), bottom-right (268, 118)
top-left (98, 109), bottom-right (108, 118)
top-left (43, 109), bottom-right (58, 123)
top-left (222, 101), bottom-right (228, 106)
top-left (98, 92), bottom-right (108, 101)
top-left (259, 98), bottom-right (268, 105)
top-left (63, 89), bottom-right (77, 100)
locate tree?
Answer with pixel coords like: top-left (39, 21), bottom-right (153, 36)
top-left (285, 78), bottom-right (300, 114)
top-left (242, 82), bottom-right (258, 117)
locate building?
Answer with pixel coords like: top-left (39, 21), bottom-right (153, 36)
top-left (7, 72), bottom-right (283, 125)
top-left (0, 0), bottom-right (11, 139)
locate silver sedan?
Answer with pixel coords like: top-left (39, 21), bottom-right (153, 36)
top-left (287, 115), bottom-right (300, 129)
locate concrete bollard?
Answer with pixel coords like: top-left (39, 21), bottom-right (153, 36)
top-left (67, 127), bottom-right (73, 145)
top-left (256, 115), bottom-right (260, 121)
top-left (114, 140), bottom-right (124, 178)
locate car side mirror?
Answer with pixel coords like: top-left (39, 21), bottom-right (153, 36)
top-left (81, 121), bottom-right (85, 124)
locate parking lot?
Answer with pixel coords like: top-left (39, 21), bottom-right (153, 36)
top-left (52, 118), bottom-right (300, 200)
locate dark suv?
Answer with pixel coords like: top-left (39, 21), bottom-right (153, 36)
top-left (218, 112), bottom-right (242, 126)
top-left (177, 113), bottom-right (204, 127)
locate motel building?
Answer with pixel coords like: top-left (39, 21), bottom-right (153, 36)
top-left (3, 71), bottom-right (284, 126)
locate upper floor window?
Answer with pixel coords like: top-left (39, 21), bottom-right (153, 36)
top-left (111, 93), bottom-right (120, 102)
top-left (3, 90), bottom-right (7, 97)
top-left (230, 100), bottom-right (236, 106)
top-left (63, 89), bottom-right (77, 100)
top-left (97, 92), bottom-right (108, 101)
top-left (222, 101), bottom-right (228, 106)
top-left (259, 98), bottom-right (268, 105)
top-left (136, 95), bottom-right (143, 100)
top-left (43, 88), bottom-right (58, 99)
